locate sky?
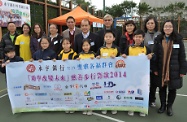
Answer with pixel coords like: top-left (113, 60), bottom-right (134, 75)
top-left (86, 0), bottom-right (140, 10)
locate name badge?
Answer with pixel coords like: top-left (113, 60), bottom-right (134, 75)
top-left (173, 44), bottom-right (180, 48)
top-left (148, 40), bottom-right (154, 45)
top-left (37, 38), bottom-right (41, 42)
top-left (138, 53), bottom-right (145, 56)
top-left (54, 41), bottom-right (58, 45)
top-left (90, 42), bottom-right (95, 46)
top-left (20, 41), bottom-right (24, 44)
top-left (102, 53), bottom-right (108, 57)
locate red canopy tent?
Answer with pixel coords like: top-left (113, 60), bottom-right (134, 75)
top-left (48, 6), bottom-right (103, 25)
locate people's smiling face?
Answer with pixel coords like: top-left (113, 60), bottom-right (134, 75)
top-left (133, 34), bottom-right (144, 45)
top-left (146, 19), bottom-right (155, 32)
top-left (66, 18), bottom-right (75, 30)
top-left (62, 39), bottom-right (71, 51)
top-left (104, 17), bottom-right (113, 28)
top-left (49, 24), bottom-right (58, 35)
top-left (163, 22), bottom-right (173, 36)
top-left (81, 20), bottom-right (90, 34)
top-left (7, 23), bottom-right (16, 33)
top-left (82, 41), bottom-right (90, 53)
top-left (126, 24), bottom-right (135, 33)
top-left (23, 25), bottom-right (30, 34)
top-left (6, 51), bottom-right (15, 59)
top-left (40, 38), bottom-right (49, 50)
top-left (104, 33), bottom-right (115, 44)
top-left (34, 24), bottom-right (41, 34)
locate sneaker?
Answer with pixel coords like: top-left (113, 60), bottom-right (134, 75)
top-left (69, 111), bottom-right (75, 114)
top-left (150, 102), bottom-right (156, 107)
top-left (139, 112), bottom-right (146, 117)
top-left (87, 110), bottom-right (92, 115)
top-left (82, 111), bottom-right (87, 115)
top-left (101, 110), bottom-right (107, 114)
top-left (128, 111), bottom-right (134, 116)
top-left (65, 111), bottom-right (69, 114)
top-left (111, 110), bottom-right (117, 115)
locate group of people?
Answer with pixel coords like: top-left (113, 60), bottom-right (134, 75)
top-left (0, 14), bottom-right (186, 117)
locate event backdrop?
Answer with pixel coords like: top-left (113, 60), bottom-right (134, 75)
top-left (0, 0), bottom-right (30, 27)
top-left (6, 56), bottom-right (150, 114)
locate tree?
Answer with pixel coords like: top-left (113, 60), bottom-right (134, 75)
top-left (105, 1), bottom-right (136, 18)
top-left (121, 1), bottom-right (136, 17)
top-left (137, 2), bottom-right (152, 29)
top-left (165, 2), bottom-right (186, 19)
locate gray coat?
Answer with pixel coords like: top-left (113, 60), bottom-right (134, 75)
top-left (62, 27), bottom-right (81, 39)
top-left (144, 31), bottom-right (161, 52)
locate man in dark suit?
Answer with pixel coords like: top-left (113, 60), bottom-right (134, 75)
top-left (97, 14), bottom-right (121, 47)
top-left (74, 19), bottom-right (100, 54)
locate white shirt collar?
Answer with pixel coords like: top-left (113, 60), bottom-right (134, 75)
top-left (82, 31), bottom-right (90, 39)
top-left (68, 27), bottom-right (76, 35)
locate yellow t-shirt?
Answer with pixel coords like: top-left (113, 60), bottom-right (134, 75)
top-left (58, 49), bottom-right (77, 60)
top-left (15, 34), bottom-right (31, 61)
top-left (78, 51), bottom-right (95, 59)
top-left (128, 46), bottom-right (147, 56)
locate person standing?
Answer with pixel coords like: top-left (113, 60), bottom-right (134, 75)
top-left (62, 16), bottom-right (81, 50)
top-left (48, 24), bottom-right (63, 55)
top-left (119, 20), bottom-right (136, 53)
top-left (144, 16), bottom-right (161, 107)
top-left (74, 19), bottom-right (100, 54)
top-left (0, 22), bottom-right (19, 61)
top-left (153, 20), bottom-right (187, 116)
top-left (97, 14), bottom-right (121, 47)
top-left (30, 23), bottom-right (45, 56)
top-left (15, 23), bottom-right (32, 61)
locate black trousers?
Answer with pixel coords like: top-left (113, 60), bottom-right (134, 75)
top-left (149, 73), bottom-right (158, 103)
top-left (159, 85), bottom-right (176, 106)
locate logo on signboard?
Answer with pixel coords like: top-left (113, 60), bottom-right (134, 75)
top-left (90, 82), bottom-right (102, 89)
top-left (96, 96), bottom-right (103, 100)
top-left (116, 90), bottom-right (125, 94)
top-left (135, 97), bottom-right (144, 100)
top-left (137, 89), bottom-right (142, 95)
top-left (87, 97), bottom-right (94, 101)
top-left (115, 60), bottom-right (126, 68)
top-left (24, 84), bottom-right (40, 90)
top-left (35, 93), bottom-right (47, 96)
top-left (84, 91), bottom-right (91, 96)
top-left (104, 81), bottom-right (116, 88)
top-left (54, 84), bottom-right (62, 91)
top-left (124, 96), bottom-right (133, 100)
top-left (26, 64), bottom-right (36, 73)
top-left (116, 95), bottom-right (121, 100)
top-left (64, 93), bottom-right (72, 96)
top-left (128, 90), bottom-right (134, 94)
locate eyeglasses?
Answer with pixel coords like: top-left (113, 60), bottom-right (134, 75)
top-left (164, 26), bottom-right (173, 29)
top-left (104, 19), bottom-right (112, 22)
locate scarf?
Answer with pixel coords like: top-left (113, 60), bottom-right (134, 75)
top-left (161, 37), bottom-right (173, 86)
top-left (125, 32), bottom-right (134, 45)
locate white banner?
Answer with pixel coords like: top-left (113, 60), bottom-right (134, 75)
top-left (6, 56), bottom-right (150, 114)
top-left (0, 0), bottom-right (30, 27)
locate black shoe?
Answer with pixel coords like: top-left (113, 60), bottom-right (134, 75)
top-left (158, 104), bottom-right (166, 113)
top-left (167, 106), bottom-right (173, 116)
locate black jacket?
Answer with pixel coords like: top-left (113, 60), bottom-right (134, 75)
top-left (49, 34), bottom-right (63, 55)
top-left (153, 34), bottom-right (187, 89)
top-left (120, 34), bottom-right (134, 54)
top-left (96, 27), bottom-right (121, 47)
top-left (32, 48), bottom-right (56, 60)
top-left (0, 32), bottom-right (19, 59)
top-left (0, 56), bottom-right (23, 73)
top-left (74, 32), bottom-right (100, 54)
